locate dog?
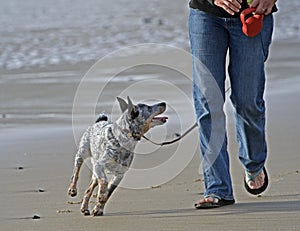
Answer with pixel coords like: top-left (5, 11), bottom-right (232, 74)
top-left (67, 96), bottom-right (167, 216)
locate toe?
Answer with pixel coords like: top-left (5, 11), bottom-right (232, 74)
top-left (204, 197), bottom-right (215, 203)
top-left (195, 196), bottom-right (217, 205)
top-left (247, 170), bottom-right (265, 189)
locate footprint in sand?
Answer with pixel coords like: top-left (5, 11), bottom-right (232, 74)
top-left (32, 215), bottom-right (41, 220)
top-left (272, 170), bottom-right (300, 182)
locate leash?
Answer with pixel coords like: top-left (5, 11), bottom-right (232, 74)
top-left (142, 87), bottom-right (231, 146)
top-left (142, 122), bottom-right (198, 146)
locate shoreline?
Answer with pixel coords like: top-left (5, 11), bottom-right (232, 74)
top-left (0, 38), bottom-right (298, 74)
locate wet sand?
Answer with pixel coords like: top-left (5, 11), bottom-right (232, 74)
top-left (0, 39), bottom-right (300, 231)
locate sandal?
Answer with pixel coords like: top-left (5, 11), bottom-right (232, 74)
top-left (194, 194), bottom-right (235, 209)
top-left (244, 167), bottom-right (269, 195)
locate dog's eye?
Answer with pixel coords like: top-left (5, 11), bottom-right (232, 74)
top-left (130, 110), bottom-right (139, 119)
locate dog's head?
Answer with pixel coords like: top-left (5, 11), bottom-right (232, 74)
top-left (117, 96), bottom-right (167, 140)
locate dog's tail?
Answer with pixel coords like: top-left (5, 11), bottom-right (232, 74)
top-left (95, 113), bottom-right (108, 123)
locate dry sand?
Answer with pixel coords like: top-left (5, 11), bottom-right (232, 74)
top-left (0, 39), bottom-right (300, 231)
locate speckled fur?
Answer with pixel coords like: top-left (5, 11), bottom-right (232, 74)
top-left (68, 97), bottom-right (167, 216)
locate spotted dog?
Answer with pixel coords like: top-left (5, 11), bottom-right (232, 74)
top-left (67, 96), bottom-right (167, 216)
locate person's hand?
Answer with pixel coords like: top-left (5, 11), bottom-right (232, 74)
top-left (213, 0), bottom-right (243, 15)
top-left (250, 0), bottom-right (277, 15)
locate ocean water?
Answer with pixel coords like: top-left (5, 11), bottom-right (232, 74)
top-left (0, 0), bottom-right (299, 70)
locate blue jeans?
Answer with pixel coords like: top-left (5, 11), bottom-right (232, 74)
top-left (189, 9), bottom-right (273, 200)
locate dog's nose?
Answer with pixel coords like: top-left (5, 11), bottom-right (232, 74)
top-left (159, 102), bottom-right (166, 107)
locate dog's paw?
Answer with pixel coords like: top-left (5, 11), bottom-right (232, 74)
top-left (81, 209), bottom-right (90, 216)
top-left (92, 204), bottom-right (104, 216)
top-left (92, 210), bottom-right (103, 216)
top-left (68, 187), bottom-right (77, 197)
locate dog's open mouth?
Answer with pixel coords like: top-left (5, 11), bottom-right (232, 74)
top-left (152, 116), bottom-right (168, 124)
top-left (150, 116), bottom-right (168, 128)
top-left (148, 102), bottom-right (167, 127)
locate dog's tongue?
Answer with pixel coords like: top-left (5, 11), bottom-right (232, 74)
top-left (153, 116), bottom-right (168, 122)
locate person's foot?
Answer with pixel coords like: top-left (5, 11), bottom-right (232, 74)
top-left (246, 169), bottom-right (265, 190)
top-left (194, 194), bottom-right (235, 209)
top-left (244, 167), bottom-right (269, 195)
top-left (198, 196), bottom-right (216, 204)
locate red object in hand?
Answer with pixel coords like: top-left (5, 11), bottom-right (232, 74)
top-left (240, 7), bottom-right (264, 37)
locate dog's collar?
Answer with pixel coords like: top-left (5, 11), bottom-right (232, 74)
top-left (121, 128), bottom-right (134, 139)
top-left (113, 123), bottom-right (140, 141)
top-left (121, 128), bottom-right (141, 141)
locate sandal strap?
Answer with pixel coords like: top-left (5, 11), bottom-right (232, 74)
top-left (204, 194), bottom-right (221, 202)
top-left (245, 167), bottom-right (264, 183)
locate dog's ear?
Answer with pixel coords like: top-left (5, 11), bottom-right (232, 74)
top-left (127, 96), bottom-right (133, 111)
top-left (117, 97), bottom-right (128, 113)
top-left (127, 96), bottom-right (139, 119)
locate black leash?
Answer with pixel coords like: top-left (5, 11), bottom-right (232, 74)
top-left (142, 122), bottom-right (198, 146)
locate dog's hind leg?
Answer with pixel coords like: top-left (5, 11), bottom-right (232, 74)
top-left (80, 176), bottom-right (98, 216)
top-left (68, 130), bottom-right (91, 197)
top-left (68, 157), bottom-right (83, 197)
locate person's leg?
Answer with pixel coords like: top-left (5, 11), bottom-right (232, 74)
top-left (228, 15), bottom-right (274, 189)
top-left (189, 9), bottom-right (234, 201)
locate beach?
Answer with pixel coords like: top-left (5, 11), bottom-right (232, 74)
top-left (1, 1), bottom-right (300, 231)
top-left (1, 39), bottom-right (300, 231)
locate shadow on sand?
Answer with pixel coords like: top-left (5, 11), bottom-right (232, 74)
top-left (105, 199), bottom-right (300, 218)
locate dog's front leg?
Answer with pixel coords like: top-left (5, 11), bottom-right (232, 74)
top-left (92, 178), bottom-right (108, 216)
top-left (107, 175), bottom-right (123, 199)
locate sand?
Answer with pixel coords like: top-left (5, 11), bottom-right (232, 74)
top-left (0, 39), bottom-right (300, 231)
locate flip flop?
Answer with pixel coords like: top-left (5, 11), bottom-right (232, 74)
top-left (240, 7), bottom-right (264, 37)
top-left (244, 167), bottom-right (269, 195)
top-left (194, 194), bottom-right (235, 209)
